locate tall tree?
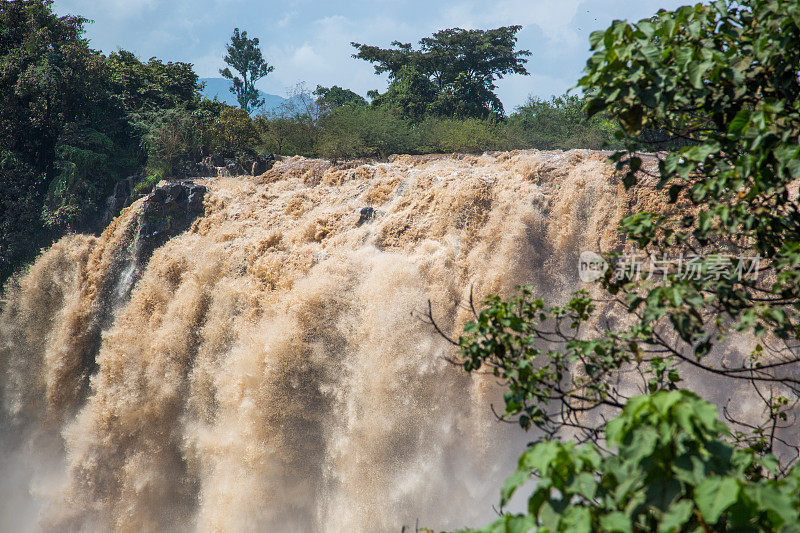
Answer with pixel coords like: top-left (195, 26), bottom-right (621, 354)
top-left (0, 1), bottom-right (204, 285)
top-left (106, 50), bottom-right (201, 113)
top-left (220, 28), bottom-right (274, 113)
top-left (352, 26), bottom-right (530, 118)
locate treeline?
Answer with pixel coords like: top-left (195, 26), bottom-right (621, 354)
top-left (159, 90), bottom-right (621, 164)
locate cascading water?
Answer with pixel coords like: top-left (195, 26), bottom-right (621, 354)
top-left (0, 150), bottom-right (641, 532)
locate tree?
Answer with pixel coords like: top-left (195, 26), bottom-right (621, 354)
top-left (0, 0), bottom-right (106, 282)
top-left (446, 6), bottom-right (800, 530)
top-left (317, 105), bottom-right (412, 160)
top-left (313, 85), bottom-right (367, 111)
top-left (220, 28), bottom-right (274, 113)
top-left (469, 391), bottom-right (800, 533)
top-left (0, 1), bottom-right (205, 285)
top-left (107, 50), bottom-right (201, 113)
top-left (451, 0), bottom-right (800, 463)
top-left (506, 93), bottom-right (620, 150)
top-left (352, 26), bottom-right (530, 119)
top-left (370, 65), bottom-right (437, 120)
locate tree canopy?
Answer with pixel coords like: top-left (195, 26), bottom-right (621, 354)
top-left (353, 26), bottom-right (530, 118)
top-left (0, 0), bottom-right (203, 284)
top-left (220, 28), bottom-right (274, 113)
top-left (313, 85), bottom-right (367, 110)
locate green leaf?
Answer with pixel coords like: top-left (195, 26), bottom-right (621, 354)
top-left (501, 469), bottom-right (531, 507)
top-left (657, 500), bottom-right (695, 533)
top-left (687, 61), bottom-right (704, 88)
top-left (481, 513), bottom-right (539, 533)
top-left (560, 506), bottom-right (591, 533)
top-left (694, 477), bottom-right (740, 523)
top-left (599, 511), bottom-right (633, 533)
top-left (728, 109), bottom-right (750, 133)
top-left (568, 472), bottom-right (598, 501)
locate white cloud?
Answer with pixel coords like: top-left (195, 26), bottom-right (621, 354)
top-left (438, 0), bottom-right (583, 45)
top-left (277, 10), bottom-right (298, 28)
top-left (60, 0), bottom-right (160, 21)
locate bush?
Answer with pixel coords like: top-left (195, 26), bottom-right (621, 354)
top-left (132, 168), bottom-right (166, 196)
top-left (206, 105), bottom-right (260, 156)
top-left (470, 391), bottom-right (800, 533)
top-left (317, 105), bottom-right (413, 160)
top-left (133, 107), bottom-right (201, 177)
top-left (255, 114), bottom-right (318, 157)
top-left (417, 116), bottom-right (517, 153)
top-left (255, 90), bottom-right (320, 156)
top-left (42, 127), bottom-right (119, 230)
top-left (507, 94), bottom-right (619, 150)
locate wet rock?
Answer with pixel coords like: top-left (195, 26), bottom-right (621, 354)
top-left (194, 159), bottom-right (216, 177)
top-left (357, 206), bottom-right (375, 225)
top-left (252, 154), bottom-right (276, 176)
top-left (136, 181), bottom-right (206, 265)
top-left (100, 175), bottom-right (136, 228)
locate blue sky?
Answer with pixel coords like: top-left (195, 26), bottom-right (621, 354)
top-left (54, 0), bottom-right (693, 111)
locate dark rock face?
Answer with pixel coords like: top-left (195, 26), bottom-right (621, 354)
top-left (251, 154), bottom-right (276, 176)
top-left (253, 153), bottom-right (277, 175)
top-left (192, 153), bottom-right (277, 178)
top-left (136, 181), bottom-right (206, 264)
top-left (357, 206), bottom-right (375, 225)
top-left (193, 159), bottom-right (217, 177)
top-left (101, 175), bottom-right (137, 228)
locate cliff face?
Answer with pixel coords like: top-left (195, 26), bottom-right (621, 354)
top-left (0, 150), bottom-right (645, 532)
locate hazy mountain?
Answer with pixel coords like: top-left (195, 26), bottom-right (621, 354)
top-left (199, 78), bottom-right (290, 114)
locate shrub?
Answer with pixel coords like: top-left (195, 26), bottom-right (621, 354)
top-left (132, 167), bottom-right (166, 196)
top-left (507, 94), bottom-right (619, 150)
top-left (469, 391), bottom-right (799, 533)
top-left (418, 116), bottom-right (515, 153)
top-left (317, 105), bottom-right (413, 160)
top-left (206, 105), bottom-right (260, 156)
top-left (134, 107), bottom-right (201, 176)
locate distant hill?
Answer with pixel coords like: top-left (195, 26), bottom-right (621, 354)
top-left (199, 78), bottom-right (292, 114)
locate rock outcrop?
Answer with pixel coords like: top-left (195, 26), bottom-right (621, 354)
top-left (136, 181), bottom-right (206, 264)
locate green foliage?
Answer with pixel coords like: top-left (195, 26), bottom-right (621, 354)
top-left (207, 104), bottom-right (260, 156)
top-left (255, 90), bottom-right (320, 156)
top-left (43, 127), bottom-right (121, 229)
top-left (577, 0), bottom-right (800, 444)
top-left (508, 94), bottom-right (620, 150)
top-left (313, 85), bottom-right (367, 111)
top-left (0, 0), bottom-right (204, 285)
top-left (371, 65), bottom-right (439, 120)
top-left (353, 26), bottom-right (530, 119)
top-left (132, 167), bottom-right (166, 196)
top-left (0, 0), bottom-right (104, 281)
top-left (134, 107), bottom-right (201, 177)
top-left (249, 86), bottom-right (612, 159)
top-left (418, 116), bottom-right (513, 153)
top-left (467, 391), bottom-right (800, 533)
top-left (106, 50), bottom-right (201, 112)
top-left (317, 105), bottom-right (413, 160)
top-left (220, 28), bottom-right (274, 113)
top-left (455, 2), bottom-right (800, 531)
top-left (455, 0), bottom-right (800, 455)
